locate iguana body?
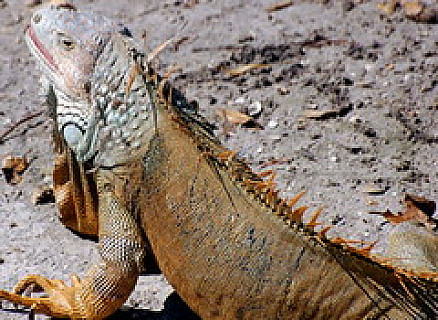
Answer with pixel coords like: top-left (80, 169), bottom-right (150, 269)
top-left (0, 2), bottom-right (437, 319)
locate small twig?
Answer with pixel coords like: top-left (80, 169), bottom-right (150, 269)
top-left (173, 36), bottom-right (189, 52)
top-left (224, 63), bottom-right (271, 77)
top-left (266, 0), bottom-right (294, 13)
top-left (192, 45), bottom-right (242, 53)
top-left (147, 38), bottom-right (174, 63)
top-left (147, 21), bottom-right (189, 63)
top-left (0, 110), bottom-right (45, 143)
top-left (260, 158), bottom-right (293, 168)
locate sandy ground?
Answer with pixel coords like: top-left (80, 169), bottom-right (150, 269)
top-left (0, 0), bottom-right (437, 319)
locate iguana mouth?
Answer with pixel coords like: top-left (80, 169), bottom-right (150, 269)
top-left (26, 26), bottom-right (59, 72)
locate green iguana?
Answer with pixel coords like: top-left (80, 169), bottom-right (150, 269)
top-left (0, 2), bottom-right (437, 319)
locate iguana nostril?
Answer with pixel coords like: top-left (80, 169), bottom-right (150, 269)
top-left (33, 13), bottom-right (42, 24)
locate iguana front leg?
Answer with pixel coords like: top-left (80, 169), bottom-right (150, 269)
top-left (0, 169), bottom-right (146, 319)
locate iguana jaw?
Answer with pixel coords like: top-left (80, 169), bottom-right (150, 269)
top-left (25, 24), bottom-right (65, 105)
top-left (26, 20), bottom-right (95, 160)
top-left (26, 25), bottom-right (59, 73)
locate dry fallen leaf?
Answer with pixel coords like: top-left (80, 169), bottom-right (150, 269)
top-left (216, 109), bottom-right (252, 125)
top-left (403, 1), bottom-right (424, 16)
top-left (402, 193), bottom-right (436, 221)
top-left (403, 1), bottom-right (437, 23)
top-left (31, 185), bottom-right (55, 205)
top-left (378, 1), bottom-right (397, 15)
top-left (379, 1), bottom-right (437, 23)
top-left (363, 195), bottom-right (379, 206)
top-left (183, 0), bottom-right (199, 8)
top-left (369, 194), bottom-right (437, 229)
top-left (2, 155), bottom-right (29, 185)
top-left (385, 63), bottom-right (395, 71)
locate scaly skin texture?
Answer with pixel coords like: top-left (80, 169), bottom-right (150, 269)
top-left (0, 3), bottom-right (437, 319)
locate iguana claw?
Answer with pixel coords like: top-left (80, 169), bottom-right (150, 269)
top-left (0, 274), bottom-right (80, 318)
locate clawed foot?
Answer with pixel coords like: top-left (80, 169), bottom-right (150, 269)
top-left (0, 274), bottom-right (81, 318)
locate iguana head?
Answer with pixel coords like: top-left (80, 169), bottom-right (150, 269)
top-left (26, 3), bottom-right (154, 166)
top-left (26, 3), bottom-right (115, 98)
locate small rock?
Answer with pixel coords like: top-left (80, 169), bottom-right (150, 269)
top-left (267, 119), bottom-right (278, 129)
top-left (1, 117), bottom-right (12, 126)
top-left (349, 116), bottom-right (361, 123)
top-left (247, 101), bottom-right (262, 117)
top-left (234, 97), bottom-right (246, 105)
top-left (362, 184), bottom-right (387, 195)
top-left (277, 87), bottom-right (290, 95)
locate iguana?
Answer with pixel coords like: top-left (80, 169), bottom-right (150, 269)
top-left (0, 2), bottom-right (437, 319)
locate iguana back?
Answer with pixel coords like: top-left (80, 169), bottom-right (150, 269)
top-left (136, 84), bottom-right (437, 319)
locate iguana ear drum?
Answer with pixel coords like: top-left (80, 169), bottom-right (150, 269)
top-left (62, 123), bottom-right (84, 151)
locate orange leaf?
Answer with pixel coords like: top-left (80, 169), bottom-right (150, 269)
top-left (216, 109), bottom-right (252, 125)
top-left (2, 155), bottom-right (29, 185)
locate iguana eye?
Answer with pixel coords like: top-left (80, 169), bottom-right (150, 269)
top-left (58, 33), bottom-right (76, 50)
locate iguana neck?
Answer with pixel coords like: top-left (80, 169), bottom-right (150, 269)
top-left (51, 33), bottom-right (155, 167)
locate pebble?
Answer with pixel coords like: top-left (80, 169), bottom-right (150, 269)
top-left (277, 87), bottom-right (290, 95)
top-left (267, 119), bottom-right (278, 129)
top-left (247, 101), bottom-right (262, 117)
top-left (362, 184), bottom-right (387, 195)
top-left (348, 116), bottom-right (361, 123)
top-left (234, 97), bottom-right (246, 105)
top-left (2, 117), bottom-right (12, 126)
